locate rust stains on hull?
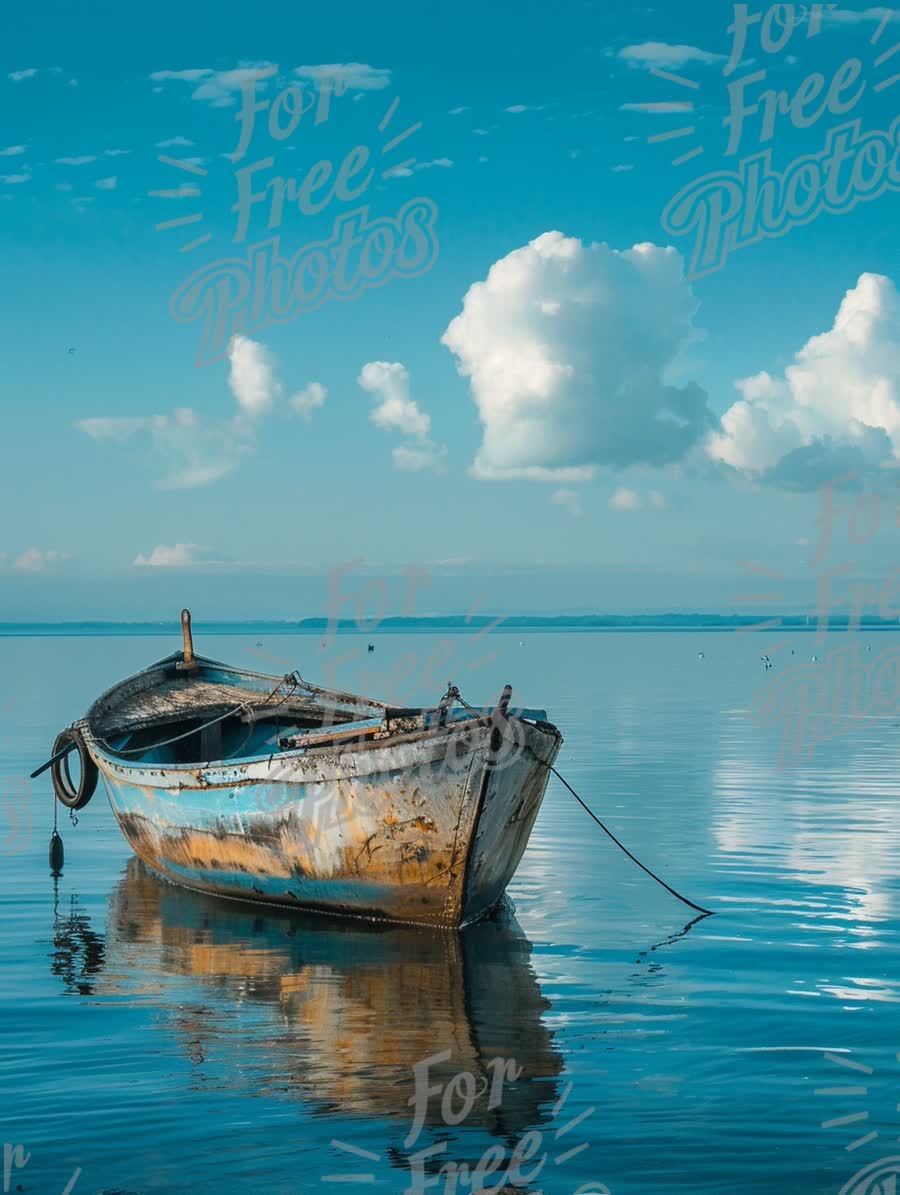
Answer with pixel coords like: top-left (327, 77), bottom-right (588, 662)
top-left (88, 687), bottom-right (561, 928)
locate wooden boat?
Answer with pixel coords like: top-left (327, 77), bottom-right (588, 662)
top-left (41, 611), bottom-right (562, 928)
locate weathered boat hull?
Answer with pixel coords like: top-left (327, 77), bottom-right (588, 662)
top-left (86, 715), bottom-right (560, 928)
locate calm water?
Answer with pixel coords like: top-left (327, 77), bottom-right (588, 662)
top-left (2, 630), bottom-right (900, 1194)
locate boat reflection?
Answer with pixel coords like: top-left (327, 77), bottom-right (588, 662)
top-left (56, 859), bottom-right (564, 1137)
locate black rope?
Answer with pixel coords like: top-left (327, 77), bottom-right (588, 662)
top-left (549, 764), bottom-right (714, 917)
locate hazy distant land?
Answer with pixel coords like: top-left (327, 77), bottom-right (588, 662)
top-left (0, 613), bottom-right (897, 637)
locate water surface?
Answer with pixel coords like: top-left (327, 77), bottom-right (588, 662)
top-left (2, 630), bottom-right (899, 1193)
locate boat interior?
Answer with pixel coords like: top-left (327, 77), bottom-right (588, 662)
top-left (86, 653), bottom-right (548, 768)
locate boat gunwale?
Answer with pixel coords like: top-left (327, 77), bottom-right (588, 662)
top-left (82, 711), bottom-right (560, 779)
top-left (80, 654), bottom-right (561, 783)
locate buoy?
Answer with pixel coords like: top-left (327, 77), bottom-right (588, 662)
top-left (49, 829), bottom-right (64, 875)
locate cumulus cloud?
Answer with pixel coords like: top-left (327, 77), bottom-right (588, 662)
top-left (618, 42), bottom-right (725, 68)
top-left (290, 382), bottom-right (327, 419)
top-left (359, 362), bottom-right (430, 438)
top-left (358, 362), bottom-right (446, 472)
top-left (55, 155), bottom-right (96, 166)
top-left (95, 176), bottom-right (117, 190)
top-left (707, 273), bottom-right (900, 489)
top-left (8, 69), bottom-right (37, 82)
top-left (13, 548), bottom-right (70, 572)
top-left (442, 230), bottom-right (712, 482)
top-left (227, 334), bottom-right (281, 416)
top-left (0, 145), bottom-right (25, 156)
top-left (1, 168), bottom-right (31, 185)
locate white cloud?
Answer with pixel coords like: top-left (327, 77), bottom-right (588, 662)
top-left (449, 106), bottom-right (469, 115)
top-left (612, 164), bottom-right (634, 173)
top-left (227, 334), bottom-right (281, 416)
top-left (77, 407), bottom-right (246, 489)
top-left (618, 42), bottom-right (725, 68)
top-left (610, 487), bottom-right (642, 511)
top-left (707, 273), bottom-right (900, 489)
top-left (150, 184), bottom-right (201, 198)
top-left (13, 548), bottom-right (70, 572)
top-left (78, 416), bottom-right (169, 441)
top-left (156, 136), bottom-right (194, 148)
top-left (1, 168), bottom-right (31, 185)
top-left (0, 145), bottom-right (25, 156)
top-left (290, 382), bottom-right (327, 419)
top-left (620, 102), bottom-right (694, 113)
top-left (442, 230), bottom-right (712, 481)
top-left (294, 63), bottom-right (390, 91)
top-left (79, 335), bottom-right (322, 487)
top-left (358, 361), bottom-right (445, 472)
top-left (8, 69), bottom-right (37, 82)
top-left (150, 64), bottom-right (276, 108)
top-left (104, 149), bottom-right (130, 157)
top-left (472, 463), bottom-right (596, 482)
top-left (551, 488), bottom-right (584, 517)
top-left (385, 157), bottom-right (453, 181)
top-left (359, 362), bottom-right (430, 438)
top-left (55, 155), bottom-right (96, 166)
top-left (150, 68), bottom-right (211, 83)
top-left (504, 104), bottom-right (543, 113)
top-left (825, 6), bottom-right (899, 23)
top-left (392, 442), bottom-right (447, 472)
top-left (133, 544), bottom-right (200, 567)
top-left (95, 176), bottom-right (117, 190)
top-left (55, 182), bottom-right (73, 192)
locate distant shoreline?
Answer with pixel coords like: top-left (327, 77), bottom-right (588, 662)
top-left (1, 615), bottom-right (898, 637)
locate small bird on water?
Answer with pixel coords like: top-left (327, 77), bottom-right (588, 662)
top-left (760, 655), bottom-right (772, 670)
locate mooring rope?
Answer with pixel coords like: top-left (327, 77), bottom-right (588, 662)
top-left (549, 764), bottom-right (714, 917)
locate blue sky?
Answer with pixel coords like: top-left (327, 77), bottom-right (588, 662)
top-left (3, 0), bottom-right (900, 618)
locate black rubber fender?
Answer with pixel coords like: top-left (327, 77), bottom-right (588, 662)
top-left (50, 728), bottom-right (98, 810)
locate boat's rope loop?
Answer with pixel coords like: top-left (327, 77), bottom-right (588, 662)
top-left (548, 763), bottom-right (714, 917)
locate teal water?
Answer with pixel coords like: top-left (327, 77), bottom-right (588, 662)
top-left (2, 630), bottom-right (899, 1194)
